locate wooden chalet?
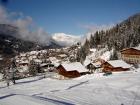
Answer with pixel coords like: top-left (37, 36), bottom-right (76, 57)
top-left (120, 48), bottom-right (140, 64)
top-left (56, 62), bottom-right (89, 78)
top-left (102, 60), bottom-right (131, 72)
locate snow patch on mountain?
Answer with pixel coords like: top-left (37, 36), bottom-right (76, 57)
top-left (52, 33), bottom-right (81, 46)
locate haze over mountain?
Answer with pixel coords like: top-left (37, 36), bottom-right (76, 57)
top-left (52, 33), bottom-right (81, 46)
top-left (0, 5), bottom-right (80, 48)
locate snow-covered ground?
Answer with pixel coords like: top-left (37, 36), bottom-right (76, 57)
top-left (0, 69), bottom-right (140, 105)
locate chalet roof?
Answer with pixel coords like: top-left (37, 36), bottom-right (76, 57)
top-left (33, 59), bottom-right (42, 63)
top-left (58, 54), bottom-right (67, 57)
top-left (84, 59), bottom-right (91, 66)
top-left (134, 46), bottom-right (140, 50)
top-left (0, 73), bottom-right (3, 80)
top-left (92, 61), bottom-right (102, 68)
top-left (90, 48), bottom-right (96, 52)
top-left (30, 51), bottom-right (38, 55)
top-left (61, 62), bottom-right (88, 73)
top-left (0, 57), bottom-right (3, 60)
top-left (19, 60), bottom-right (29, 64)
top-left (121, 47), bottom-right (140, 52)
top-left (20, 53), bottom-right (26, 57)
top-left (107, 60), bottom-right (131, 68)
top-left (40, 63), bottom-right (48, 67)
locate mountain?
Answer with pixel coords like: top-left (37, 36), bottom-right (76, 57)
top-left (0, 24), bottom-right (62, 57)
top-left (52, 33), bottom-right (81, 46)
top-left (88, 13), bottom-right (140, 50)
top-left (78, 13), bottom-right (140, 62)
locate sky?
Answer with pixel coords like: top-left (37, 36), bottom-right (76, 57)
top-left (1, 0), bottom-right (140, 36)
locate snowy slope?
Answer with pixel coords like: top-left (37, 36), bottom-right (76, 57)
top-left (52, 33), bottom-right (81, 46)
top-left (0, 70), bottom-right (140, 105)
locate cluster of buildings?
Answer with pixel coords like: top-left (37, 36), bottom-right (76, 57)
top-left (49, 47), bottom-right (140, 79)
top-left (13, 45), bottom-right (79, 78)
top-left (0, 46), bottom-right (139, 80)
top-left (95, 47), bottom-right (140, 73)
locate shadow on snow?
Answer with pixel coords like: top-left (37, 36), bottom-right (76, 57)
top-left (0, 94), bottom-right (16, 99)
top-left (32, 94), bottom-right (74, 105)
top-left (66, 80), bottom-right (89, 90)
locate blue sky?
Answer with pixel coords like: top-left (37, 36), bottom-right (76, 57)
top-left (1, 0), bottom-right (140, 35)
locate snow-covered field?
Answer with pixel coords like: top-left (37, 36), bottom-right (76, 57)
top-left (0, 69), bottom-right (140, 105)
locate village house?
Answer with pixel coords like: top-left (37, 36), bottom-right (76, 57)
top-left (0, 73), bottom-right (3, 81)
top-left (18, 60), bottom-right (29, 66)
top-left (57, 54), bottom-right (67, 59)
top-left (84, 58), bottom-right (105, 73)
top-left (101, 60), bottom-right (131, 72)
top-left (40, 63), bottom-right (54, 72)
top-left (120, 47), bottom-right (140, 64)
top-left (85, 63), bottom-right (96, 73)
top-left (56, 62), bottom-right (89, 79)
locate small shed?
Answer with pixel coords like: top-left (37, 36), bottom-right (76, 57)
top-left (56, 62), bottom-right (89, 78)
top-left (102, 60), bottom-right (131, 72)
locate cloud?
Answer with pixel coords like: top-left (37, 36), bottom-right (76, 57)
top-left (0, 5), bottom-right (51, 45)
top-left (0, 5), bottom-right (82, 46)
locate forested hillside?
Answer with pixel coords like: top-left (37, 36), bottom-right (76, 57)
top-left (78, 13), bottom-right (140, 62)
top-left (90, 13), bottom-right (140, 50)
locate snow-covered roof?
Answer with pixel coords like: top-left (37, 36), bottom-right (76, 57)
top-left (40, 63), bottom-right (48, 67)
top-left (49, 57), bottom-right (57, 61)
top-left (33, 59), bottom-right (42, 63)
top-left (40, 50), bottom-right (47, 53)
top-left (58, 54), bottom-right (67, 57)
top-left (0, 73), bottom-right (3, 80)
top-left (90, 48), bottom-right (96, 52)
top-left (0, 57), bottom-right (3, 60)
top-left (100, 51), bottom-right (111, 61)
top-left (20, 53), bottom-right (26, 57)
top-left (32, 56), bottom-right (37, 59)
top-left (107, 60), bottom-right (131, 68)
top-left (61, 62), bottom-right (88, 73)
top-left (121, 47), bottom-right (140, 52)
top-left (53, 62), bottom-right (60, 67)
top-left (92, 61), bottom-right (102, 67)
top-left (30, 51), bottom-right (38, 55)
top-left (84, 59), bottom-right (91, 66)
top-left (18, 66), bottom-right (29, 72)
top-left (132, 44), bottom-right (140, 50)
top-left (20, 60), bottom-right (29, 64)
top-left (5, 39), bottom-right (11, 43)
top-left (133, 47), bottom-right (140, 51)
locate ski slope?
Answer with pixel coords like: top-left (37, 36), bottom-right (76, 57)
top-left (0, 69), bottom-right (140, 105)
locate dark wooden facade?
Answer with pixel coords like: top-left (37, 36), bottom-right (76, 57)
top-left (86, 63), bottom-right (96, 73)
top-left (56, 65), bottom-right (81, 78)
top-left (120, 48), bottom-right (140, 64)
top-left (102, 62), bottom-right (129, 73)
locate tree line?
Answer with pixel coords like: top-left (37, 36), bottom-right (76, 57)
top-left (77, 13), bottom-right (140, 63)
